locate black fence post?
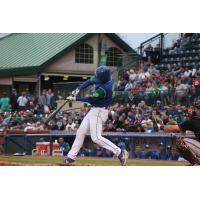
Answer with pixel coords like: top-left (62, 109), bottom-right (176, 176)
top-left (160, 33), bottom-right (164, 61)
top-left (24, 135), bottom-right (28, 154)
top-left (49, 135), bottom-right (53, 156)
top-left (4, 135), bottom-right (8, 155)
top-left (130, 138), bottom-right (135, 158)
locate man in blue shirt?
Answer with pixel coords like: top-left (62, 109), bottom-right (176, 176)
top-left (63, 66), bottom-right (129, 165)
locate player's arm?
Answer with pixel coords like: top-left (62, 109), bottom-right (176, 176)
top-left (164, 125), bottom-right (182, 133)
top-left (78, 76), bottom-right (98, 91)
top-left (71, 76), bottom-right (98, 97)
top-left (164, 120), bottom-right (193, 134)
top-left (76, 87), bottom-right (106, 104)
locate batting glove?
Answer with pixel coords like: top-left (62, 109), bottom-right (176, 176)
top-left (66, 96), bottom-right (76, 101)
top-left (71, 88), bottom-right (80, 97)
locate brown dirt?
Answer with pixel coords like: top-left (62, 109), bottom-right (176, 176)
top-left (0, 161), bottom-right (96, 166)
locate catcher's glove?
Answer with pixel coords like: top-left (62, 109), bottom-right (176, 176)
top-left (176, 137), bottom-right (200, 165)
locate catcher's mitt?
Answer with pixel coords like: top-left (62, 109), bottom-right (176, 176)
top-left (176, 137), bottom-right (200, 165)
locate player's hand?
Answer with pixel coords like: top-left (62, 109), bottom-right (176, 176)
top-left (71, 88), bottom-right (80, 97)
top-left (66, 96), bottom-right (76, 101)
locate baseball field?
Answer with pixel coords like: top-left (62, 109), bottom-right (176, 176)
top-left (0, 155), bottom-right (188, 166)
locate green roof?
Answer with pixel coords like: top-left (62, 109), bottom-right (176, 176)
top-left (0, 33), bottom-right (135, 77)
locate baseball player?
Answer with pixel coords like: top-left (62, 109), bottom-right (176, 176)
top-left (164, 100), bottom-right (200, 141)
top-left (164, 100), bottom-right (200, 165)
top-left (63, 66), bottom-right (129, 165)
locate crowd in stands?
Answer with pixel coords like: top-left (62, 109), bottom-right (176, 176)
top-left (0, 95), bottom-right (194, 131)
top-left (116, 62), bottom-right (200, 106)
top-left (143, 33), bottom-right (200, 64)
top-left (166, 33), bottom-right (200, 53)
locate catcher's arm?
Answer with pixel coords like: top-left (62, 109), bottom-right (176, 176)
top-left (164, 125), bottom-right (183, 133)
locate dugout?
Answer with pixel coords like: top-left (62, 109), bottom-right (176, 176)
top-left (2, 131), bottom-right (195, 158)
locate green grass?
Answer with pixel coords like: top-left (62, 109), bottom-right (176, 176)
top-left (0, 155), bottom-right (187, 166)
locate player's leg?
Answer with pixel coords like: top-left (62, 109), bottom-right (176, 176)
top-left (64, 112), bottom-right (90, 162)
top-left (89, 108), bottom-right (129, 165)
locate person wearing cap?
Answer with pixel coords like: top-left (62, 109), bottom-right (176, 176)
top-left (164, 100), bottom-right (200, 141)
top-left (158, 142), bottom-right (167, 160)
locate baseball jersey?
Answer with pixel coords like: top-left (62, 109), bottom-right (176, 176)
top-left (76, 76), bottom-right (114, 108)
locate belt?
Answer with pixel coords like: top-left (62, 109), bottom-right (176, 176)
top-left (91, 106), bottom-right (108, 109)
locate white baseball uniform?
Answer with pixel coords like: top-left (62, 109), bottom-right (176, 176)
top-left (67, 107), bottom-right (121, 160)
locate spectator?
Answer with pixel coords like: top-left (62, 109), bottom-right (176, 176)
top-left (170, 147), bottom-right (180, 161)
top-left (65, 117), bottom-right (77, 131)
top-left (158, 142), bottom-right (167, 160)
top-left (25, 88), bottom-right (32, 102)
top-left (125, 79), bottom-right (133, 91)
top-left (58, 137), bottom-right (70, 156)
top-left (175, 80), bottom-right (188, 104)
top-left (129, 69), bottom-right (137, 81)
top-left (0, 92), bottom-right (10, 112)
top-left (148, 63), bottom-right (157, 75)
top-left (144, 144), bottom-right (153, 159)
top-left (105, 121), bottom-right (116, 131)
top-left (134, 145), bottom-right (146, 159)
top-left (38, 89), bottom-right (47, 107)
top-left (46, 88), bottom-right (55, 109)
top-left (17, 92), bottom-right (28, 111)
top-left (10, 89), bottom-right (18, 111)
top-left (91, 144), bottom-right (104, 157)
top-left (141, 113), bottom-right (154, 133)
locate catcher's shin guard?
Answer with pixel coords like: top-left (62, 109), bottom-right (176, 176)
top-left (176, 138), bottom-right (200, 165)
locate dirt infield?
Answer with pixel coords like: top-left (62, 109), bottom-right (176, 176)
top-left (0, 161), bottom-right (96, 166)
top-left (0, 155), bottom-right (188, 166)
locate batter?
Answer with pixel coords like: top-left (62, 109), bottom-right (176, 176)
top-left (63, 66), bottom-right (129, 165)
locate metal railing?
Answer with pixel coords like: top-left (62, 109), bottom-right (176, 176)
top-left (113, 86), bottom-right (200, 106)
top-left (138, 33), bottom-right (182, 62)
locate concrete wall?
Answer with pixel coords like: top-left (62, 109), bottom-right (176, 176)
top-left (0, 77), bottom-right (12, 85)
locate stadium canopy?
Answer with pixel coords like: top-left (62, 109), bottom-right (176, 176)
top-left (0, 33), bottom-right (135, 77)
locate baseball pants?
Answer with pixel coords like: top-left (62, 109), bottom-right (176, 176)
top-left (67, 107), bottom-right (121, 160)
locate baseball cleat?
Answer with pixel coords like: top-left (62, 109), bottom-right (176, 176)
top-left (118, 149), bottom-right (129, 166)
top-left (63, 157), bottom-right (75, 164)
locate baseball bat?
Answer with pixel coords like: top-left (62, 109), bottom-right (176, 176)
top-left (43, 99), bottom-right (70, 125)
